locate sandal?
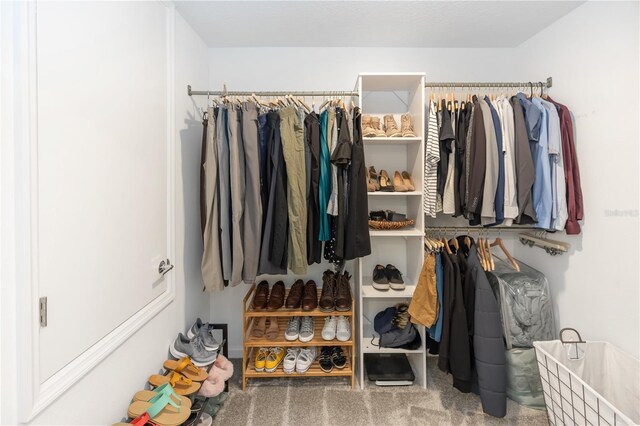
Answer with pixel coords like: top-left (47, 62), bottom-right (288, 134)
top-left (378, 170), bottom-right (394, 192)
top-left (132, 383), bottom-right (191, 409)
top-left (148, 371), bottom-right (200, 396)
top-left (367, 166), bottom-right (380, 192)
top-left (127, 385), bottom-right (190, 426)
top-left (265, 317), bottom-right (279, 340)
top-left (112, 413), bottom-right (153, 426)
top-left (251, 317), bottom-right (267, 338)
top-left (163, 357), bottom-right (207, 382)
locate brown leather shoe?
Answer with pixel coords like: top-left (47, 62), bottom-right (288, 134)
top-left (285, 279), bottom-right (304, 309)
top-left (252, 280), bottom-right (269, 310)
top-left (335, 272), bottom-right (352, 312)
top-left (301, 280), bottom-right (318, 311)
top-left (267, 281), bottom-right (285, 311)
top-left (319, 270), bottom-right (336, 312)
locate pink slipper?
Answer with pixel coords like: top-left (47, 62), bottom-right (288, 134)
top-left (199, 369), bottom-right (224, 398)
top-left (212, 355), bottom-right (233, 381)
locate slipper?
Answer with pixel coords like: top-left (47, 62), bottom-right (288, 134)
top-left (149, 371), bottom-right (200, 396)
top-left (163, 357), bottom-right (208, 382)
top-left (132, 383), bottom-right (192, 409)
top-left (265, 317), bottom-right (279, 340)
top-left (211, 354), bottom-right (233, 381)
top-left (127, 389), bottom-right (189, 426)
top-left (251, 317), bottom-right (267, 338)
top-left (112, 413), bottom-right (152, 426)
top-left (198, 370), bottom-right (225, 398)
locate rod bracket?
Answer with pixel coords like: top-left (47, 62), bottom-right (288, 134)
top-left (546, 77), bottom-right (553, 88)
top-left (187, 85), bottom-right (192, 96)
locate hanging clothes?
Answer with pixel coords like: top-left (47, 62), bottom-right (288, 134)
top-left (485, 96), bottom-right (505, 226)
top-left (318, 109), bottom-right (331, 241)
top-left (424, 101), bottom-right (440, 218)
top-left (409, 252), bottom-right (438, 328)
top-left (510, 96), bottom-right (537, 225)
top-left (540, 98), bottom-right (568, 231)
top-left (467, 97), bottom-right (487, 225)
top-left (462, 101), bottom-right (475, 218)
top-left (496, 97), bottom-right (519, 226)
top-left (216, 106), bottom-right (232, 283)
top-left (304, 112), bottom-right (322, 264)
top-left (227, 106), bottom-right (245, 286)
top-left (478, 98), bottom-right (499, 226)
top-left (241, 102), bottom-right (261, 284)
top-left (438, 100), bottom-right (455, 210)
top-left (331, 107), bottom-right (352, 260)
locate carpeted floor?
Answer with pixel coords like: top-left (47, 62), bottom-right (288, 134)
top-left (212, 357), bottom-right (548, 426)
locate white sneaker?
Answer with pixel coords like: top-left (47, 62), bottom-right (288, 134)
top-left (285, 317), bottom-right (301, 341)
top-left (283, 347), bottom-right (299, 374)
top-left (296, 347), bottom-right (317, 374)
top-left (322, 316), bottom-right (337, 341)
top-left (298, 317), bottom-right (315, 342)
top-left (336, 316), bottom-right (351, 342)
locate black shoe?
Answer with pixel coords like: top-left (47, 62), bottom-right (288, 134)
top-left (385, 264), bottom-right (406, 290)
top-left (319, 347), bottom-right (334, 373)
top-left (331, 346), bottom-right (347, 369)
top-left (372, 264), bottom-right (390, 291)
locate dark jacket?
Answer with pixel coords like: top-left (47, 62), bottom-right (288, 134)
top-left (448, 251), bottom-right (472, 393)
top-left (510, 97), bottom-right (537, 225)
top-left (467, 98), bottom-right (486, 225)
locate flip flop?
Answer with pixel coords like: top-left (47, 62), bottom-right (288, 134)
top-left (112, 413), bottom-right (154, 426)
top-left (127, 389), bottom-right (189, 426)
top-left (148, 371), bottom-right (200, 396)
top-left (132, 383), bottom-right (192, 409)
top-left (163, 357), bottom-right (208, 382)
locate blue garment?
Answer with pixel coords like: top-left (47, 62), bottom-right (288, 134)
top-left (531, 98), bottom-right (553, 230)
top-left (318, 110), bottom-right (331, 241)
top-left (485, 97), bottom-right (505, 226)
top-left (517, 93), bottom-right (542, 146)
top-left (428, 253), bottom-right (444, 342)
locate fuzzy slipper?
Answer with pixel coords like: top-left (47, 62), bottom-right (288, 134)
top-left (212, 354), bottom-right (234, 381)
top-left (198, 370), bottom-right (224, 398)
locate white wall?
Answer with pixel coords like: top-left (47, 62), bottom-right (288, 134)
top-left (511, 1), bottom-right (640, 357)
top-left (1, 4), bottom-right (210, 425)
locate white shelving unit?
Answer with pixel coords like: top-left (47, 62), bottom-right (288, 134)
top-left (355, 72), bottom-right (426, 390)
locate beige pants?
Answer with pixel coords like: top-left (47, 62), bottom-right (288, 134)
top-left (409, 253), bottom-right (438, 328)
top-left (279, 107), bottom-right (307, 274)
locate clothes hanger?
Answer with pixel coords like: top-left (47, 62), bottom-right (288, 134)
top-left (477, 235), bottom-right (487, 270)
top-left (490, 237), bottom-right (520, 271)
top-left (448, 229), bottom-right (459, 252)
top-left (485, 237), bottom-right (495, 271)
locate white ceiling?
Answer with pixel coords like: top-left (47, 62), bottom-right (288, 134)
top-left (175, 1), bottom-right (585, 48)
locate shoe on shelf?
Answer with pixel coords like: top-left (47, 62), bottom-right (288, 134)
top-left (362, 115), bottom-right (378, 137)
top-left (378, 169), bottom-right (394, 192)
top-left (401, 171), bottom-right (415, 191)
top-left (372, 264), bottom-right (390, 291)
top-left (254, 347), bottom-right (269, 372)
top-left (335, 272), bottom-right (352, 312)
top-left (319, 270), bottom-right (336, 312)
top-left (285, 279), bottom-right (304, 309)
top-left (386, 264), bottom-right (406, 290)
top-left (393, 171), bottom-right (409, 192)
top-left (296, 347), bottom-right (317, 374)
top-left (299, 316), bottom-right (315, 342)
top-left (187, 318), bottom-right (220, 351)
top-left (301, 280), bottom-right (318, 311)
top-left (283, 347), bottom-right (300, 374)
top-left (336, 316), bottom-right (351, 342)
top-left (284, 316), bottom-right (301, 341)
top-left (267, 281), bottom-right (285, 310)
top-left (384, 115), bottom-right (402, 137)
top-left (251, 280), bottom-right (269, 310)
top-left (264, 347), bottom-right (285, 373)
top-left (319, 347), bottom-right (334, 373)
top-left (392, 303), bottom-right (411, 329)
top-left (251, 317), bottom-right (267, 338)
top-left (367, 166), bottom-right (380, 192)
top-left (401, 113), bottom-right (416, 137)
top-left (170, 334), bottom-right (216, 367)
top-left (322, 316), bottom-right (337, 341)
top-left (265, 317), bottom-right (279, 340)
top-left (331, 346), bottom-right (347, 369)
top-left (370, 116), bottom-right (387, 137)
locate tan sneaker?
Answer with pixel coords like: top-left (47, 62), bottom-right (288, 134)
top-left (384, 115), bottom-right (402, 137)
top-left (362, 115), bottom-right (377, 137)
top-left (401, 114), bottom-right (416, 137)
top-left (370, 116), bottom-right (387, 137)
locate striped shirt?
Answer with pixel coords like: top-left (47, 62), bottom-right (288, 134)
top-left (424, 101), bottom-right (440, 217)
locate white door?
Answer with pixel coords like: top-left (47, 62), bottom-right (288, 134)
top-left (36, 1), bottom-right (172, 381)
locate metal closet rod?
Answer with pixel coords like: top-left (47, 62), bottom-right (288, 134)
top-left (187, 85), bottom-right (359, 97)
top-left (425, 77), bottom-right (553, 89)
top-left (426, 226), bottom-right (541, 231)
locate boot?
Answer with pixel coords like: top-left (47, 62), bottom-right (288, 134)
top-left (401, 114), bottom-right (416, 137)
top-left (384, 115), bottom-right (401, 137)
top-left (335, 272), bottom-right (352, 312)
top-left (370, 116), bottom-right (387, 137)
top-left (361, 115), bottom-right (377, 137)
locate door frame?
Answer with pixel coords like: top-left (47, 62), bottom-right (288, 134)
top-left (2, 2), bottom-right (177, 421)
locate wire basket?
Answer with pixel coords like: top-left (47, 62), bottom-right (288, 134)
top-left (368, 219), bottom-right (415, 230)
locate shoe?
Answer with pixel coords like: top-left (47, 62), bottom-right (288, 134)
top-left (284, 316), bottom-right (301, 341)
top-left (170, 334), bottom-right (217, 367)
top-left (301, 280), bottom-right (318, 311)
top-left (378, 170), bottom-right (394, 192)
top-left (211, 354), bottom-right (234, 381)
top-left (331, 346), bottom-right (347, 369)
top-left (251, 281), bottom-right (269, 310)
top-left (199, 370), bottom-right (224, 398)
top-left (367, 166), bottom-right (380, 192)
top-left (319, 347), bottom-right (334, 373)
top-left (393, 171), bottom-right (409, 192)
top-left (384, 115), bottom-right (402, 137)
top-left (362, 115), bottom-right (377, 137)
top-left (401, 113), bottom-right (416, 137)
top-left (264, 347), bottom-right (285, 373)
top-left (322, 316), bottom-right (337, 341)
top-left (370, 116), bottom-right (387, 137)
top-left (319, 270), bottom-right (336, 312)
top-left (296, 347), bottom-right (317, 374)
top-left (401, 171), bottom-right (415, 191)
top-left (372, 265), bottom-right (390, 291)
top-left (285, 279), bottom-right (304, 309)
top-left (254, 347), bottom-right (269, 372)
top-left (283, 347), bottom-right (300, 374)
top-left (265, 317), bottom-right (279, 340)
top-left (392, 303), bottom-right (410, 329)
top-left (299, 317), bottom-right (315, 342)
top-left (336, 316), bottom-right (351, 342)
top-left (385, 264), bottom-right (406, 290)
top-left (186, 318), bottom-right (220, 352)
top-left (335, 272), bottom-right (352, 312)
top-left (251, 317), bottom-right (267, 338)
top-left (267, 281), bottom-right (285, 310)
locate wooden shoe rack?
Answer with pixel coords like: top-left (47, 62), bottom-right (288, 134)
top-left (241, 283), bottom-right (356, 390)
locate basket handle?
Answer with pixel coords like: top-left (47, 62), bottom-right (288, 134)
top-left (560, 328), bottom-right (585, 344)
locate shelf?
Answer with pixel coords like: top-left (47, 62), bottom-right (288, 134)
top-left (368, 191), bottom-right (422, 196)
top-left (246, 317), bottom-right (354, 347)
top-left (361, 282), bottom-right (416, 299)
top-left (245, 288), bottom-right (353, 317)
top-left (361, 321), bottom-right (424, 354)
top-left (364, 137), bottom-right (422, 145)
top-left (245, 353), bottom-right (353, 378)
top-left (369, 228), bottom-right (423, 237)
